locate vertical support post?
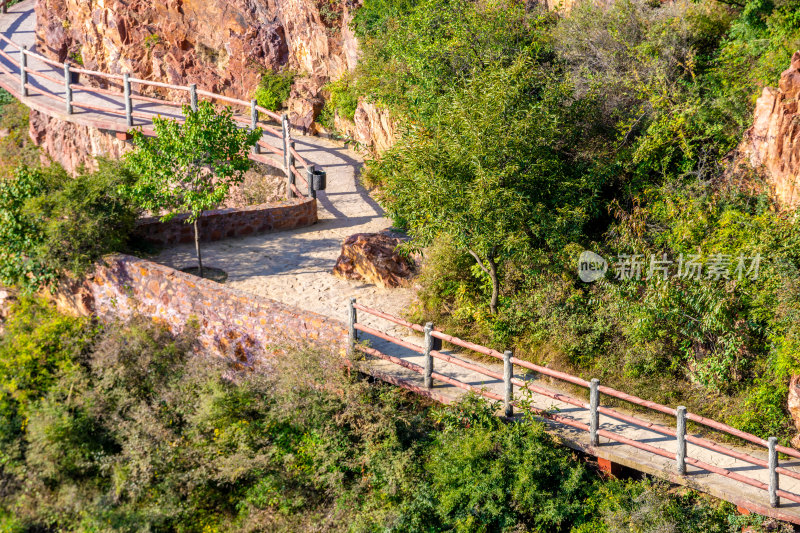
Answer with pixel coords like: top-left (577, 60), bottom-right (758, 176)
top-left (282, 113), bottom-right (291, 199)
top-left (347, 297), bottom-right (357, 355)
top-left (287, 141), bottom-right (296, 198)
top-left (769, 436), bottom-right (779, 508)
top-left (503, 350), bottom-right (513, 417)
top-left (2, 1), bottom-right (7, 15)
top-left (124, 74), bottom-right (132, 127)
top-left (64, 63), bottom-right (73, 115)
top-left (190, 83), bottom-right (198, 112)
top-left (19, 45), bottom-right (27, 97)
top-left (590, 378), bottom-right (600, 447)
top-left (250, 99), bottom-right (260, 154)
top-left (307, 166), bottom-right (316, 199)
top-left (676, 406), bottom-right (687, 475)
top-left (423, 322), bottom-right (434, 389)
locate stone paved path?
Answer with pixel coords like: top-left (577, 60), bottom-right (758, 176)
top-left (4, 0), bottom-right (800, 525)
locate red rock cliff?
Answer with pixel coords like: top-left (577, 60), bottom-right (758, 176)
top-left (28, 0), bottom-right (363, 166)
top-left (739, 51), bottom-right (800, 210)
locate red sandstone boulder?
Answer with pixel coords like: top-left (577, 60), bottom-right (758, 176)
top-left (332, 233), bottom-right (416, 288)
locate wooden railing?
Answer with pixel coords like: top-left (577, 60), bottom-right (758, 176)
top-left (0, 32), bottom-right (322, 200)
top-left (348, 299), bottom-right (800, 512)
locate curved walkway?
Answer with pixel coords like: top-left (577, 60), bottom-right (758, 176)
top-left (3, 1), bottom-right (800, 526)
top-left (0, 0), bottom-right (415, 333)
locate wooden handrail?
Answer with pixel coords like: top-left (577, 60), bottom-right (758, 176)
top-left (352, 304), bottom-right (800, 502)
top-left (0, 32), bottom-right (320, 201)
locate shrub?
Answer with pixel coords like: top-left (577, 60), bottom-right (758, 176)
top-left (254, 69), bottom-right (294, 111)
top-left (0, 159), bottom-right (139, 291)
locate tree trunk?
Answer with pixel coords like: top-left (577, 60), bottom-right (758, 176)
top-left (487, 255), bottom-right (499, 315)
top-left (193, 218), bottom-right (204, 279)
top-left (467, 248), bottom-right (500, 315)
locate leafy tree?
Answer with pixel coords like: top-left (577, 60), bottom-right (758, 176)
top-left (123, 101), bottom-right (262, 278)
top-left (370, 58), bottom-right (601, 313)
top-left (0, 161), bottom-right (138, 292)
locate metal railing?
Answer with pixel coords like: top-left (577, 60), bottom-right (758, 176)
top-left (348, 298), bottom-right (800, 511)
top-left (0, 32), bottom-right (323, 200)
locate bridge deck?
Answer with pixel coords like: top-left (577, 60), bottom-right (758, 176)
top-left (2, 0), bottom-right (800, 525)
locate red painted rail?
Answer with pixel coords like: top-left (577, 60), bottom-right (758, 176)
top-left (0, 31), bottom-right (322, 201)
top-left (349, 301), bottom-right (800, 515)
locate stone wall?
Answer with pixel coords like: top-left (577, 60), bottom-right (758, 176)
top-left (56, 254), bottom-right (348, 368)
top-left (135, 197), bottom-right (317, 245)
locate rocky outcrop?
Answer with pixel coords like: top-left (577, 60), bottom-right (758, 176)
top-left (738, 51), bottom-right (800, 210)
top-left (333, 98), bottom-right (397, 155)
top-left (332, 232), bottom-right (415, 288)
top-left (35, 0), bottom-right (360, 111)
top-left (789, 375), bottom-right (800, 448)
top-left (28, 110), bottom-right (130, 173)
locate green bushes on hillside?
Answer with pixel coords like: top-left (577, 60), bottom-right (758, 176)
top-left (0, 299), bottom-right (779, 532)
top-left (0, 160), bottom-right (138, 292)
top-left (351, 0), bottom-right (800, 439)
top-left (254, 69), bottom-right (294, 111)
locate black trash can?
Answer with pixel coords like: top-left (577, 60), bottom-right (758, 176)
top-left (312, 169), bottom-right (327, 191)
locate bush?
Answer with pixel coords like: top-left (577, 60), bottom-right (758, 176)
top-left (254, 69), bottom-right (294, 112)
top-left (0, 160), bottom-right (139, 291)
top-left (0, 301), bottom-right (768, 532)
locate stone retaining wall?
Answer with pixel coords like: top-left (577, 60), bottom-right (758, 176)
top-left (135, 197), bottom-right (317, 245)
top-left (55, 254), bottom-right (348, 367)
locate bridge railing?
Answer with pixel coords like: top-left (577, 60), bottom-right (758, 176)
top-left (347, 298), bottom-right (800, 512)
top-left (0, 33), bottom-right (321, 200)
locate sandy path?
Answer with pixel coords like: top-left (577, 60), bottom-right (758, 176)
top-left (154, 135), bottom-right (416, 338)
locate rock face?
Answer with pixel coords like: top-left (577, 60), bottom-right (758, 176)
top-left (30, 0), bottom-right (404, 164)
top-left (333, 98), bottom-right (396, 155)
top-left (789, 375), bottom-right (800, 448)
top-left (28, 110), bottom-right (130, 173)
top-left (35, 0), bottom-right (360, 111)
top-left (332, 232), bottom-right (416, 288)
top-left (738, 51), bottom-right (800, 210)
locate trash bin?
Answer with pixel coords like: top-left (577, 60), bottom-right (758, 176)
top-left (312, 169), bottom-right (327, 191)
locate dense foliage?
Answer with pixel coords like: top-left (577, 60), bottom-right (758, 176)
top-left (254, 69), bottom-right (294, 111)
top-left (0, 299), bottom-right (782, 532)
top-left (350, 0), bottom-right (800, 439)
top-left (0, 161), bottom-right (138, 291)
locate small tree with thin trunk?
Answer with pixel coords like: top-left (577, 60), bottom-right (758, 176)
top-left (123, 101), bottom-right (262, 278)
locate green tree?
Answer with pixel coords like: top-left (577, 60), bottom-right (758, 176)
top-left (123, 101), bottom-right (262, 278)
top-left (370, 58), bottom-right (601, 313)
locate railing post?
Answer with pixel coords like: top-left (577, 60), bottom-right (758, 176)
top-left (19, 45), bottom-right (27, 97)
top-left (64, 63), bottom-right (73, 115)
top-left (347, 297), bottom-right (357, 355)
top-left (676, 406), bottom-right (687, 475)
top-left (287, 140), bottom-right (296, 199)
top-left (189, 83), bottom-right (198, 112)
top-left (2, 1), bottom-right (7, 14)
top-left (282, 114), bottom-right (291, 200)
top-left (307, 165), bottom-right (316, 199)
top-left (124, 73), bottom-right (132, 127)
top-left (503, 350), bottom-right (513, 417)
top-left (769, 436), bottom-right (779, 508)
top-left (590, 378), bottom-right (600, 447)
top-left (423, 322), bottom-right (434, 389)
top-left (251, 99), bottom-right (260, 154)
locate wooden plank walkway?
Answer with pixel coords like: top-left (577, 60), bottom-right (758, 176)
top-left (3, 0), bottom-right (800, 526)
top-left (351, 307), bottom-right (800, 525)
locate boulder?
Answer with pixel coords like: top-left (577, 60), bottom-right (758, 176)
top-left (332, 233), bottom-right (416, 288)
